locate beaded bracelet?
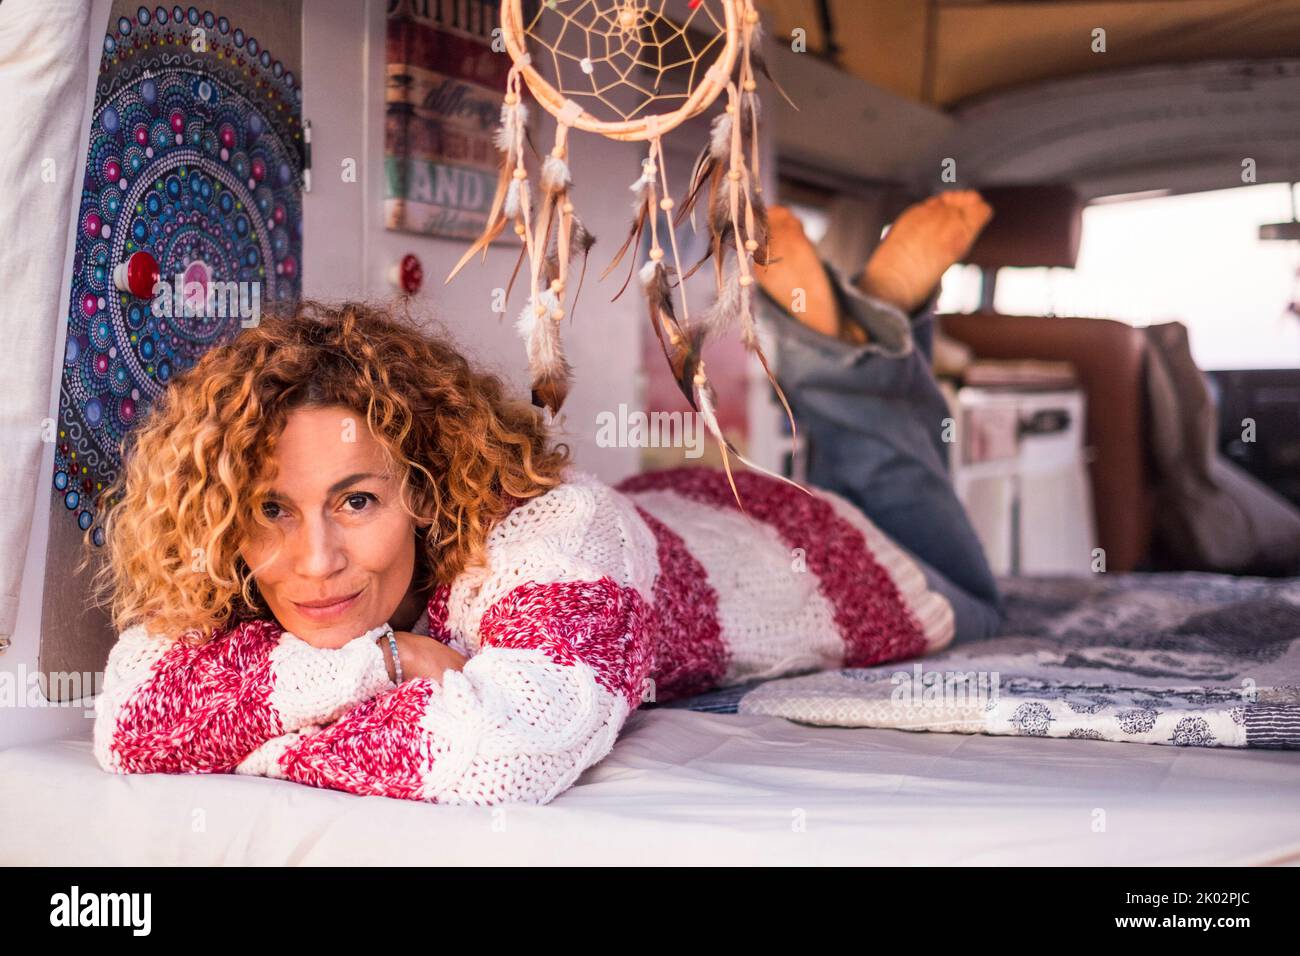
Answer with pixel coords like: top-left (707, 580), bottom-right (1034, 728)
top-left (383, 623), bottom-right (403, 685)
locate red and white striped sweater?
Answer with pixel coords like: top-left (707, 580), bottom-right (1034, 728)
top-left (93, 466), bottom-right (954, 805)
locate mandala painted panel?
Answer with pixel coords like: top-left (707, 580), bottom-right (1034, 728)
top-left (56, 3), bottom-right (303, 544)
top-left (42, 2), bottom-right (302, 690)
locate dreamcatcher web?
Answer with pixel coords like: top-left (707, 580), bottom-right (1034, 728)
top-left (524, 0), bottom-right (728, 123)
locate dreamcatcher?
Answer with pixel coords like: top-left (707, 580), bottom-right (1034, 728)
top-left (445, 0), bottom-right (806, 505)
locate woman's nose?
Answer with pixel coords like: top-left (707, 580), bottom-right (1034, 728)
top-left (290, 515), bottom-right (348, 578)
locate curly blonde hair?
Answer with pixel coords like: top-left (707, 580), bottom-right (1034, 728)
top-left (84, 300), bottom-right (572, 643)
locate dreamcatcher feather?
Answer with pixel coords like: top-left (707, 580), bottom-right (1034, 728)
top-left (446, 0), bottom-right (808, 511)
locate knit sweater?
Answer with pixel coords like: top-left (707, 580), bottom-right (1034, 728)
top-left (93, 466), bottom-right (954, 805)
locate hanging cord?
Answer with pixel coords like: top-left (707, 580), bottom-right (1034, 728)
top-left (725, 81), bottom-right (754, 300)
top-left (506, 63), bottom-right (537, 269)
top-left (552, 99), bottom-right (584, 305)
top-left (651, 133), bottom-right (691, 330)
top-left (743, 2), bottom-right (762, 195)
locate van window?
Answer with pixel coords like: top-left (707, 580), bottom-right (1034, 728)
top-left (936, 183), bottom-right (1300, 370)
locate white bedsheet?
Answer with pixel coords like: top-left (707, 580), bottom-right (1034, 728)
top-left (3, 708), bottom-right (1299, 865)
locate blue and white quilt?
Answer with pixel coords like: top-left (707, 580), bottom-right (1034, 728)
top-left (665, 573), bottom-right (1300, 749)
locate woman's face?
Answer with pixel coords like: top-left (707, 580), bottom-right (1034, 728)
top-left (240, 404), bottom-right (417, 648)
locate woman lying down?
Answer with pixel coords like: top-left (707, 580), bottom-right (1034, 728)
top-left (92, 192), bottom-right (1001, 806)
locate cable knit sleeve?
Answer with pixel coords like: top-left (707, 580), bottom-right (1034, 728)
top-left (93, 618), bottom-right (396, 775)
top-left (277, 472), bottom-right (660, 806)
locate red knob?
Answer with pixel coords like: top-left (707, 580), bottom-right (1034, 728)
top-left (391, 253), bottom-right (423, 295)
top-left (114, 251), bottom-right (160, 299)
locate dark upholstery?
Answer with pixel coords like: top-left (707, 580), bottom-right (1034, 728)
top-left (965, 184), bottom-right (1084, 270)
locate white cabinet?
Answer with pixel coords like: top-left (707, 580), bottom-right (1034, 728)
top-left (949, 387), bottom-right (1098, 575)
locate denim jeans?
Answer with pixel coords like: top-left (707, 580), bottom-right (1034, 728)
top-left (755, 259), bottom-right (1003, 645)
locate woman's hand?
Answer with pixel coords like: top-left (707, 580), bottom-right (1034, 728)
top-left (377, 630), bottom-right (468, 685)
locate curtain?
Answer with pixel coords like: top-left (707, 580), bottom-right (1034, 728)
top-left (0, 0), bottom-right (94, 644)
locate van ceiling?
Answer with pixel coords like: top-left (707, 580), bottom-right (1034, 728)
top-left (755, 0), bottom-right (1300, 109)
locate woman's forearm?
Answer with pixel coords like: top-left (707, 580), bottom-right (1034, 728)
top-left (94, 620), bottom-right (395, 775)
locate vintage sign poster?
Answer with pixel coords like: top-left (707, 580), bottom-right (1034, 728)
top-left (386, 0), bottom-right (536, 239)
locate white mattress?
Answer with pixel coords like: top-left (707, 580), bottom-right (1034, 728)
top-left (3, 708), bottom-right (1299, 865)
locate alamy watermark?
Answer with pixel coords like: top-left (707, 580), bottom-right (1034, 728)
top-left (595, 404), bottom-right (705, 458)
top-left (151, 273), bottom-right (261, 327)
top-left (891, 664), bottom-right (1001, 708)
top-left (0, 664), bottom-right (103, 717)
top-left (50, 886), bottom-right (151, 936)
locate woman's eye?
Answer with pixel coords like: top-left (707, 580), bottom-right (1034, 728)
top-left (261, 501), bottom-right (284, 520)
top-left (344, 492), bottom-right (377, 513)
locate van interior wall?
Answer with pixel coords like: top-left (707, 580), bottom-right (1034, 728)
top-left (301, 0), bottom-right (646, 485)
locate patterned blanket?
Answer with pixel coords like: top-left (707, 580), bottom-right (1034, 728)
top-left (664, 573), bottom-right (1300, 748)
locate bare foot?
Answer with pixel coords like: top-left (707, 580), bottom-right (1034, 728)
top-left (856, 190), bottom-right (993, 313)
top-left (753, 205), bottom-right (868, 344)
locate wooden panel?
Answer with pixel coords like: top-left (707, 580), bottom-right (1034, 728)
top-left (755, 0), bottom-right (1300, 108)
top-left (934, 0), bottom-right (1296, 106)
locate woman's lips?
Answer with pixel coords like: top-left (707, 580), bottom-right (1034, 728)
top-left (293, 588), bottom-right (364, 621)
